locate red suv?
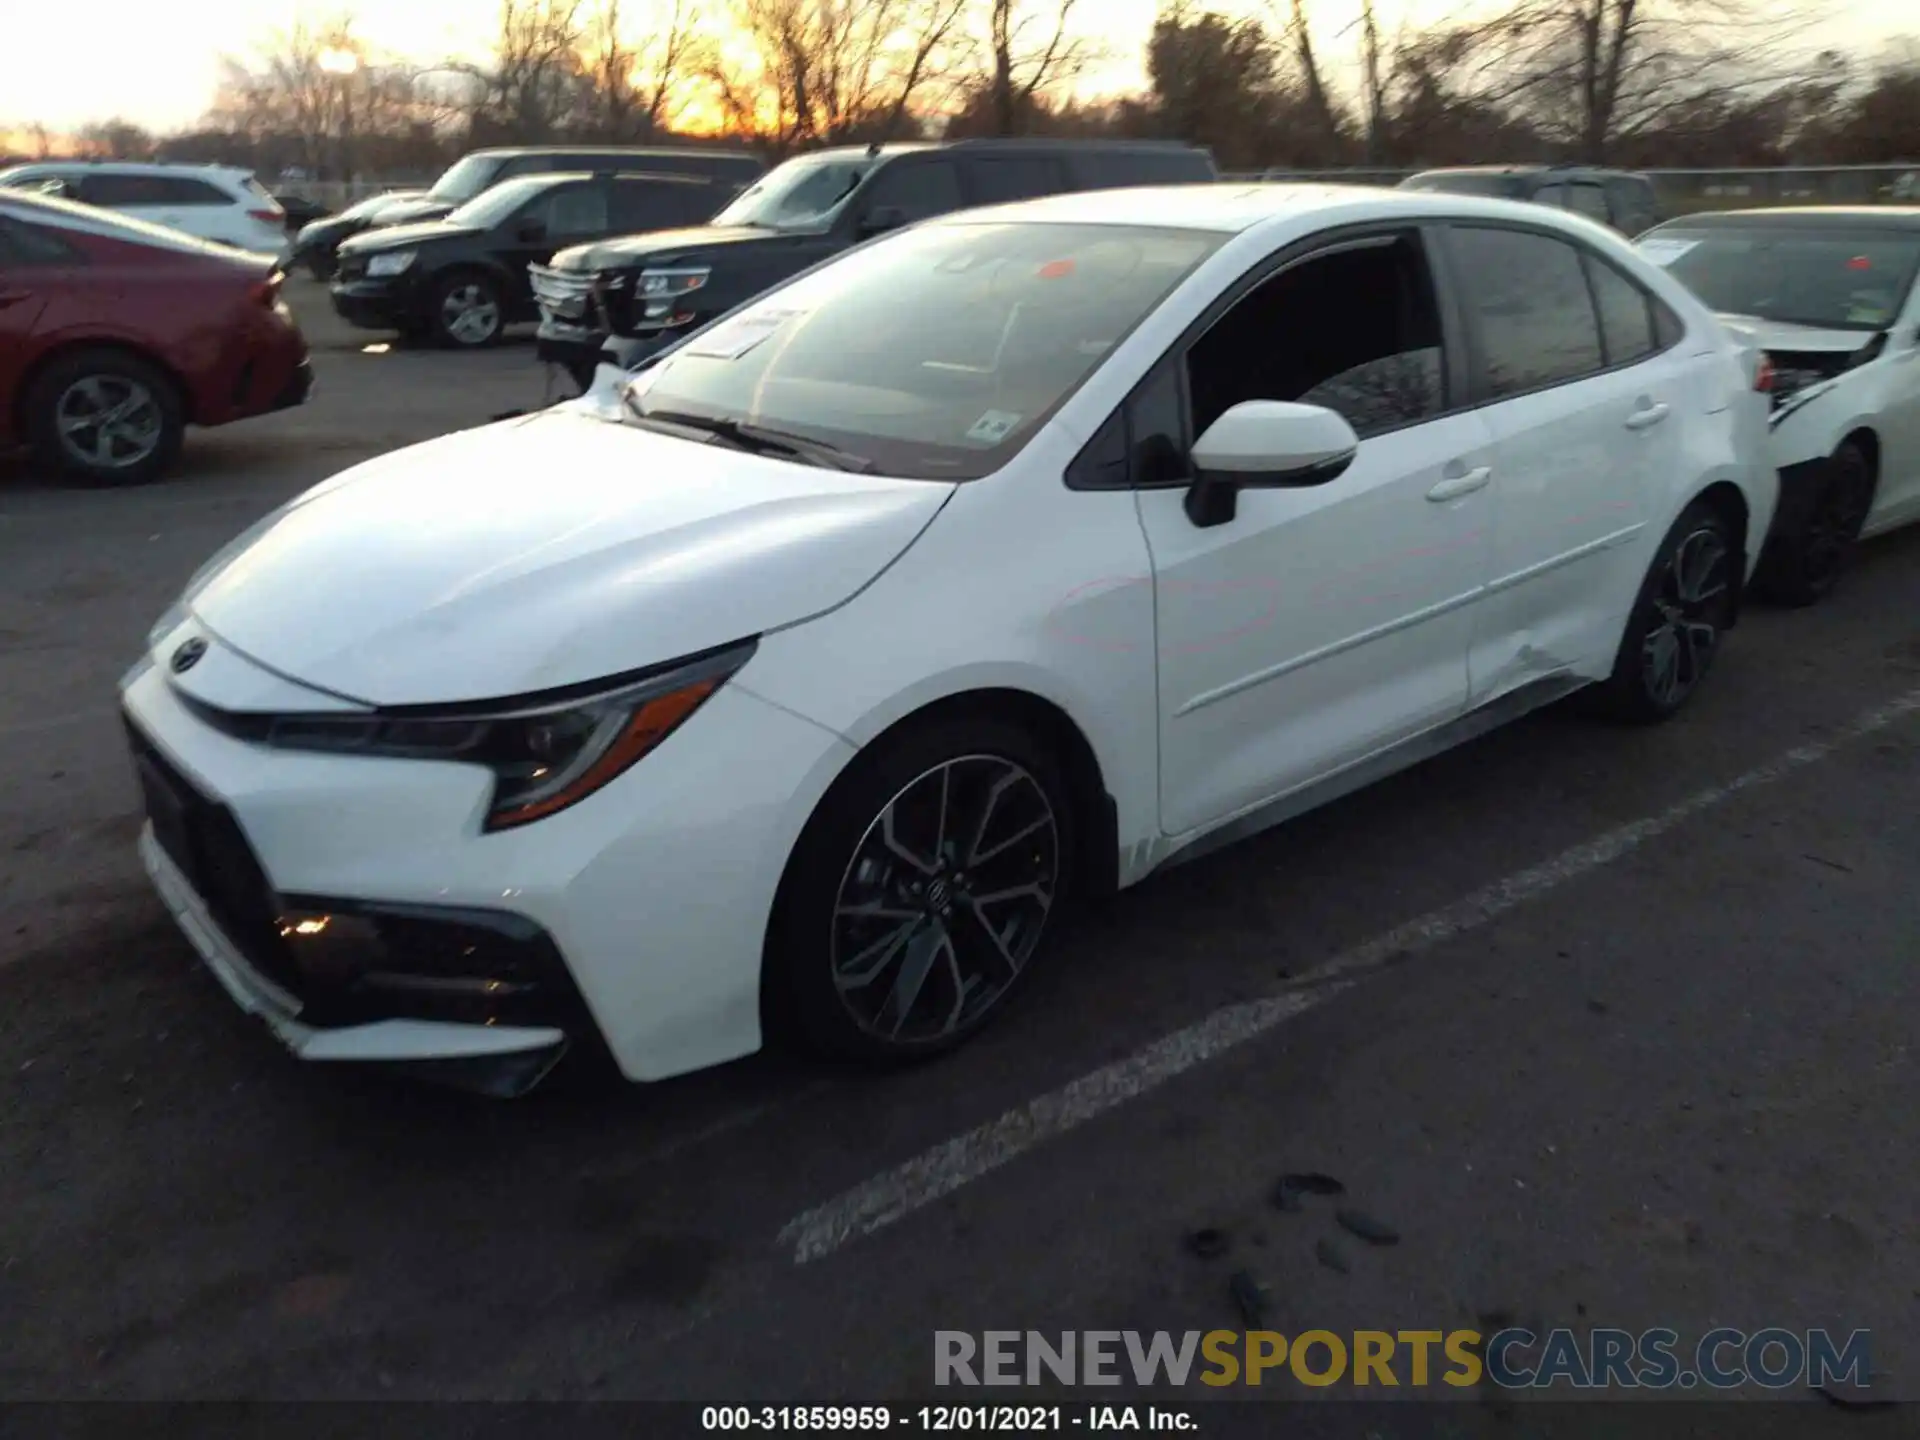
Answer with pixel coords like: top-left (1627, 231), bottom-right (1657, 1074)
top-left (0, 188), bottom-right (311, 484)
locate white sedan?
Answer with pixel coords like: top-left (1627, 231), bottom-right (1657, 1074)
top-left (1638, 207), bottom-right (1920, 604)
top-left (121, 184), bottom-right (1776, 1094)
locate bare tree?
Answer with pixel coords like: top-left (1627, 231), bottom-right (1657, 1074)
top-left (710, 0), bottom-right (968, 150)
top-left (461, 0), bottom-right (590, 144)
top-left (1272, 0), bottom-right (1346, 150)
top-left (977, 0), bottom-right (1094, 136)
top-left (1428, 0), bottom-right (1832, 161)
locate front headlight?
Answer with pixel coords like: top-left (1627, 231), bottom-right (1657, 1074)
top-left (235, 641), bottom-right (755, 831)
top-left (638, 266), bottom-right (709, 325)
top-left (366, 250), bottom-right (416, 277)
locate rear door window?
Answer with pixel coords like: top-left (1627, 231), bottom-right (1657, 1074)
top-left (1448, 225), bottom-right (1607, 398)
top-left (1583, 254), bottom-right (1659, 366)
top-left (1533, 182), bottom-right (1569, 208)
top-left (1567, 183), bottom-right (1611, 224)
top-left (857, 159), bottom-right (964, 224)
top-left (541, 181), bottom-right (610, 238)
top-left (966, 155), bottom-right (1067, 205)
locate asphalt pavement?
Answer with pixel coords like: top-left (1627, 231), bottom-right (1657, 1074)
top-left (1, 282), bottom-right (1915, 1416)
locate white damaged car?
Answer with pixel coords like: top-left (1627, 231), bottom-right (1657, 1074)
top-left (1638, 208), bottom-right (1920, 604)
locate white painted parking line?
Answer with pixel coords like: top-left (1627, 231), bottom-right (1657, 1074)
top-left (778, 684), bottom-right (1920, 1265)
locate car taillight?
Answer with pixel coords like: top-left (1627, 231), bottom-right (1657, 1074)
top-left (249, 208), bottom-right (282, 225)
top-left (1752, 353), bottom-right (1775, 393)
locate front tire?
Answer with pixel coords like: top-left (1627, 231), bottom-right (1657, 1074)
top-left (24, 348), bottom-right (184, 486)
top-left (765, 717), bottom-right (1077, 1065)
top-left (1587, 500), bottom-right (1738, 723)
top-left (431, 271), bottom-right (505, 349)
top-left (1753, 440), bottom-right (1874, 607)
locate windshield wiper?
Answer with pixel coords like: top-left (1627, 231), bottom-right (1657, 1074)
top-left (624, 403), bottom-right (874, 472)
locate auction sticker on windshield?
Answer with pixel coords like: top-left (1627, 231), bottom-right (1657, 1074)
top-left (683, 308), bottom-right (805, 360)
top-left (1636, 237), bottom-right (1701, 267)
top-left (966, 410), bottom-right (1023, 444)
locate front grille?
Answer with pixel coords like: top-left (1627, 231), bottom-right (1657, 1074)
top-left (529, 264), bottom-right (600, 323)
top-left (124, 713), bottom-right (304, 996)
top-left (334, 253), bottom-right (367, 282)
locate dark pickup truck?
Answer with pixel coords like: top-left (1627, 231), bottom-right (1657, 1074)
top-left (531, 138), bottom-right (1217, 386)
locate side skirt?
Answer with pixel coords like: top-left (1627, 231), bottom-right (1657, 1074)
top-left (1154, 672), bottom-right (1592, 876)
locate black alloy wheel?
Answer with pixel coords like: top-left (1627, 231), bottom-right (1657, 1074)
top-left (766, 717), bottom-right (1076, 1063)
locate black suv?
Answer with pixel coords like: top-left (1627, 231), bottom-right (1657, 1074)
top-left (1397, 166), bottom-right (1663, 236)
top-left (531, 138), bottom-right (1217, 384)
top-left (331, 170), bottom-right (740, 348)
top-left (292, 146), bottom-right (763, 279)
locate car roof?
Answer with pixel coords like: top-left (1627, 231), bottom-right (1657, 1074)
top-left (1411, 164), bottom-right (1647, 179)
top-left (796, 138), bottom-right (1210, 163)
top-left (467, 145), bottom-right (760, 160)
top-left (0, 160), bottom-right (246, 177)
top-left (927, 181), bottom-right (1625, 236)
top-left (1650, 206), bottom-right (1920, 231)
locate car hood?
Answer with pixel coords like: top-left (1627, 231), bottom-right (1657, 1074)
top-left (372, 196), bottom-right (456, 227)
top-left (340, 218), bottom-right (481, 253)
top-left (1713, 314), bottom-right (1880, 356)
top-left (553, 224), bottom-right (784, 273)
top-left (186, 409), bottom-right (955, 706)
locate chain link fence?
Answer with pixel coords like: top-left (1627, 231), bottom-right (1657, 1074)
top-left (1220, 164), bottom-right (1920, 211)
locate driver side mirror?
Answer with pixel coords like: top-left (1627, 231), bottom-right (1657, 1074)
top-left (856, 205), bottom-right (907, 239)
top-left (516, 217), bottom-right (548, 242)
top-left (1183, 401), bottom-right (1359, 528)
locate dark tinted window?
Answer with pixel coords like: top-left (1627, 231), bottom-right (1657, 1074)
top-left (967, 155), bottom-right (1065, 205)
top-left (1451, 226), bottom-right (1604, 397)
top-left (79, 173), bottom-right (230, 207)
top-left (1534, 182), bottom-right (1568, 208)
top-left (1073, 150), bottom-right (1212, 189)
top-left (1605, 177), bottom-right (1656, 228)
top-left (537, 182), bottom-right (609, 237)
top-left (858, 158), bottom-right (963, 223)
top-left (0, 217), bottom-right (84, 266)
top-left (1584, 255), bottom-right (1657, 365)
top-left (612, 176), bottom-right (717, 229)
top-left (1188, 230), bottom-right (1445, 441)
top-left (1567, 183), bottom-right (1610, 223)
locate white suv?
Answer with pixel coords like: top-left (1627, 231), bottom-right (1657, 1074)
top-left (0, 162), bottom-right (290, 262)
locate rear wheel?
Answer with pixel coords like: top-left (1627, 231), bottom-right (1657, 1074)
top-left (765, 717), bottom-right (1076, 1065)
top-left (1586, 500), bottom-right (1738, 724)
top-left (1753, 439), bottom-right (1874, 607)
top-left (24, 348), bottom-right (184, 486)
top-left (432, 271), bottom-right (504, 349)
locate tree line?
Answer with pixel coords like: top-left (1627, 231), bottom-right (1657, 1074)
top-left (7, 0), bottom-right (1918, 180)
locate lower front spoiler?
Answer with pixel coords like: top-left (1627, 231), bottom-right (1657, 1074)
top-left (140, 825), bottom-right (567, 1097)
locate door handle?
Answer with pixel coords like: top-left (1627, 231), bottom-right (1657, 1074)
top-left (1624, 402), bottom-right (1671, 430)
top-left (1427, 466), bottom-right (1491, 502)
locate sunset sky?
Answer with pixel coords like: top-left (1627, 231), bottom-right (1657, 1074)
top-left (2, 0), bottom-right (1914, 135)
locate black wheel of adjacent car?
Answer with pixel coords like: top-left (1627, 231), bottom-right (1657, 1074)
top-left (765, 717), bottom-right (1077, 1064)
top-left (23, 348), bottom-right (184, 486)
top-left (432, 270), bottom-right (504, 349)
top-left (1587, 500), bottom-right (1739, 724)
top-left (1754, 439), bottom-right (1875, 608)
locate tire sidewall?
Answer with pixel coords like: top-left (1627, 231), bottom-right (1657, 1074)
top-left (432, 270), bottom-right (504, 349)
top-left (765, 716), bottom-right (1078, 1065)
top-left (25, 349), bottom-right (184, 486)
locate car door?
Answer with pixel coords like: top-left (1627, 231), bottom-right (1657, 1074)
top-left (0, 218), bottom-right (61, 409)
top-left (495, 179), bottom-right (610, 314)
top-left (1128, 226), bottom-right (1495, 836)
top-left (1441, 222), bottom-right (1680, 701)
top-left (1866, 262), bottom-right (1920, 520)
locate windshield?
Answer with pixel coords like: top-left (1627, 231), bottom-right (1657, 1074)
top-left (446, 175), bottom-right (555, 229)
top-left (1400, 173), bottom-right (1529, 198)
top-left (1641, 226), bottom-right (1920, 331)
top-left (710, 157), bottom-right (874, 232)
top-left (429, 154), bottom-right (505, 204)
top-left (622, 220), bottom-right (1226, 479)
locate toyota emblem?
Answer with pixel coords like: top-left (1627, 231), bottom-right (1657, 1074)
top-left (170, 637), bottom-right (208, 674)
